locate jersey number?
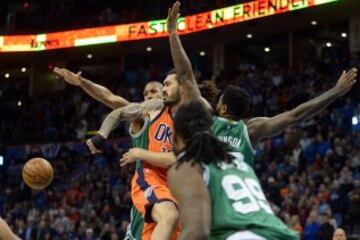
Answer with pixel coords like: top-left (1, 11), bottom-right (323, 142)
top-left (222, 175), bottom-right (273, 214)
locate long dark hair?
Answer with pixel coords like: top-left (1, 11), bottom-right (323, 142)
top-left (174, 100), bottom-right (234, 167)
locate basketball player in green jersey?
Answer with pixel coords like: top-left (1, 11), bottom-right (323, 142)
top-left (169, 100), bottom-right (299, 240)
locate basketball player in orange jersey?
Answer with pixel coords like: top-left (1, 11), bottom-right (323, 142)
top-left (53, 57), bottom-right (184, 240)
top-left (54, 74), bottom-right (213, 239)
top-left (0, 217), bottom-right (20, 240)
top-left (52, 69), bottom-right (177, 239)
top-left (54, 3), bottom-right (209, 238)
top-left (92, 3), bottom-right (205, 239)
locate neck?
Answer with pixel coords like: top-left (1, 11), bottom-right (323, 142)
top-left (221, 114), bottom-right (238, 121)
top-left (171, 102), bottom-right (181, 116)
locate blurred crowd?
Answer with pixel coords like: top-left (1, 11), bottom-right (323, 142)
top-left (1, 145), bottom-right (134, 240)
top-left (1, 0), bottom-right (245, 34)
top-left (1, 47), bottom-right (360, 239)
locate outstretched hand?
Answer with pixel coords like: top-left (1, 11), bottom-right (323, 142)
top-left (120, 148), bottom-right (144, 167)
top-left (167, 1), bottom-right (181, 34)
top-left (53, 67), bottom-right (83, 86)
top-left (334, 68), bottom-right (357, 97)
top-left (86, 138), bottom-right (102, 155)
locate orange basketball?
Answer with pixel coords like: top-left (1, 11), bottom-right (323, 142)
top-left (22, 158), bottom-right (54, 190)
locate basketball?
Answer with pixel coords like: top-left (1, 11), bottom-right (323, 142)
top-left (22, 158), bottom-right (54, 190)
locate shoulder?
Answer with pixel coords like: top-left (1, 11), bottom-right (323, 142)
top-left (168, 161), bottom-right (204, 189)
top-left (246, 117), bottom-right (269, 131)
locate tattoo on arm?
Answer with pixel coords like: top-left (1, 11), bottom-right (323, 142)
top-left (98, 99), bottom-right (164, 138)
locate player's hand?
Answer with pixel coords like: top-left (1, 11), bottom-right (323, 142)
top-left (167, 1), bottom-right (180, 34)
top-left (86, 138), bottom-right (102, 154)
top-left (120, 148), bottom-right (144, 166)
top-left (334, 68), bottom-right (357, 97)
top-left (53, 67), bottom-right (83, 86)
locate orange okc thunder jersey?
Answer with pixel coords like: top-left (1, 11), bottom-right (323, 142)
top-left (130, 106), bottom-right (174, 179)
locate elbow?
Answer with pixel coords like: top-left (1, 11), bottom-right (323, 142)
top-left (287, 111), bottom-right (302, 125)
top-left (109, 97), bottom-right (128, 109)
top-left (163, 154), bottom-right (177, 168)
top-left (290, 116), bottom-right (301, 125)
top-left (109, 100), bottom-right (122, 110)
top-left (160, 159), bottom-right (176, 168)
top-left (166, 158), bottom-right (176, 167)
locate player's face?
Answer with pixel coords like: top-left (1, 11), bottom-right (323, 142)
top-left (163, 74), bottom-right (180, 106)
top-left (143, 83), bottom-right (164, 100)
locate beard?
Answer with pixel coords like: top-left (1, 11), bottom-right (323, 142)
top-left (164, 91), bottom-right (181, 106)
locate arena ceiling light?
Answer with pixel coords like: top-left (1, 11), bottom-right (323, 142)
top-left (86, 54), bottom-right (93, 59)
top-left (200, 51), bottom-right (206, 56)
top-left (341, 32), bottom-right (347, 38)
top-left (311, 20), bottom-right (318, 26)
top-left (17, 101), bottom-right (22, 107)
top-left (264, 47), bottom-right (270, 53)
top-left (246, 33), bottom-right (253, 39)
top-left (146, 46), bottom-right (152, 52)
top-left (4, 73), bottom-right (10, 78)
top-left (326, 42), bottom-right (332, 47)
top-left (21, 67), bottom-right (27, 72)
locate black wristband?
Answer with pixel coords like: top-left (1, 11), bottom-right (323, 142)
top-left (91, 134), bottom-right (106, 150)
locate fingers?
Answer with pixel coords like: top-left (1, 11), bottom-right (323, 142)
top-left (340, 70), bottom-right (345, 78)
top-left (53, 67), bottom-right (61, 74)
top-left (53, 68), bottom-right (66, 77)
top-left (120, 157), bottom-right (130, 167)
top-left (171, 2), bottom-right (176, 16)
top-left (86, 139), bottom-right (102, 155)
top-left (174, 1), bottom-right (180, 15)
top-left (345, 68), bottom-right (357, 82)
top-left (120, 158), bottom-right (127, 166)
top-left (170, 1), bottom-right (180, 17)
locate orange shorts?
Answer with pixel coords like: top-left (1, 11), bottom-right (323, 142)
top-left (131, 167), bottom-right (180, 240)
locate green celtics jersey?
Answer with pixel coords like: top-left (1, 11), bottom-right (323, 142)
top-left (124, 207), bottom-right (143, 240)
top-left (129, 117), bottom-right (150, 169)
top-left (211, 116), bottom-right (256, 167)
top-left (125, 119), bottom-right (151, 239)
top-left (204, 153), bottom-right (299, 240)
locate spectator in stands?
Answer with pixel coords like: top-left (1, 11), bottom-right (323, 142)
top-left (317, 213), bottom-right (335, 240)
top-left (302, 211), bottom-right (321, 240)
top-left (332, 228), bottom-right (347, 240)
top-left (348, 179), bottom-right (360, 233)
top-left (290, 214), bottom-right (303, 238)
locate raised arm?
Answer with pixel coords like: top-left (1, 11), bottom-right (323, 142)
top-left (248, 68), bottom-right (357, 145)
top-left (167, 1), bottom-right (201, 101)
top-left (54, 67), bottom-right (129, 109)
top-left (168, 162), bottom-right (211, 240)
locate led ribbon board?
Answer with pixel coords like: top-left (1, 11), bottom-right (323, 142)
top-left (0, 0), bottom-right (339, 52)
